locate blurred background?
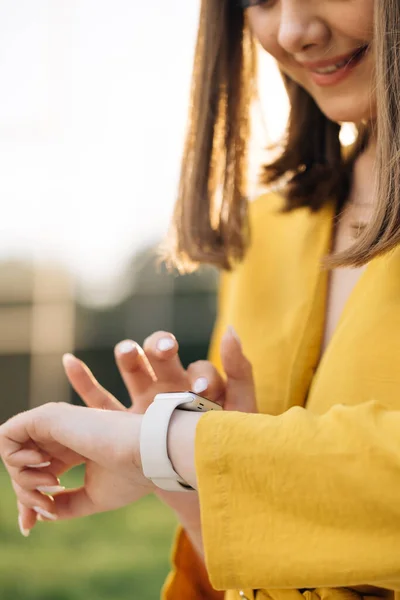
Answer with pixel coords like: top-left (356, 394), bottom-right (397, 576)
top-left (0, 1), bottom-right (292, 598)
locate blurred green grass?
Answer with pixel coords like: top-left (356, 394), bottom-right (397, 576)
top-left (0, 465), bottom-right (177, 600)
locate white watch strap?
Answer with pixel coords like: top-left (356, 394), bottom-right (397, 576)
top-left (140, 395), bottom-right (196, 492)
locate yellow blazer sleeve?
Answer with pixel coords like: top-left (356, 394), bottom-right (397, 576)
top-left (195, 401), bottom-right (400, 592)
top-left (162, 273), bottom-right (229, 599)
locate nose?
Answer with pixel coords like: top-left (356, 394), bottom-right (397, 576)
top-left (277, 2), bottom-right (330, 54)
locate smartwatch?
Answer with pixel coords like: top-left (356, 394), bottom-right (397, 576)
top-left (140, 392), bottom-right (223, 492)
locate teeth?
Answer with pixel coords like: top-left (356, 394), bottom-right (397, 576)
top-left (314, 59), bottom-right (348, 74)
top-left (315, 64), bottom-right (340, 74)
top-left (313, 47), bottom-right (367, 75)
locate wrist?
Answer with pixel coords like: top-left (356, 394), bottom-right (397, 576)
top-left (130, 414), bottom-right (155, 492)
top-left (132, 414), bottom-right (144, 471)
top-left (167, 411), bottom-right (203, 490)
top-left (139, 393), bottom-right (220, 492)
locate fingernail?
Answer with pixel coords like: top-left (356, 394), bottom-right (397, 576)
top-left (33, 506), bottom-right (57, 521)
top-left (193, 377), bottom-right (208, 394)
top-left (227, 325), bottom-right (242, 348)
top-left (18, 514), bottom-right (30, 538)
top-left (26, 461), bottom-right (51, 469)
top-left (62, 353), bottom-right (77, 368)
top-left (36, 485), bottom-right (65, 495)
top-left (157, 337), bottom-right (175, 352)
top-left (116, 340), bottom-right (136, 355)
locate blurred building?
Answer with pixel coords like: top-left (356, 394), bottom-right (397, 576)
top-left (0, 251), bottom-right (218, 422)
top-left (0, 261), bottom-right (75, 422)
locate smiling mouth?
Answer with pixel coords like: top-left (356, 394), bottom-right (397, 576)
top-left (312, 45), bottom-right (370, 74)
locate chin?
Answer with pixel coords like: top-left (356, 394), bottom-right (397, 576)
top-left (316, 97), bottom-right (376, 126)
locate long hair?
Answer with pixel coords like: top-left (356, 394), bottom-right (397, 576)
top-left (327, 0), bottom-right (400, 268)
top-left (165, 0), bottom-right (395, 271)
top-left (164, 0), bottom-right (254, 271)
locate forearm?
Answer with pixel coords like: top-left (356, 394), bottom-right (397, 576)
top-left (167, 410), bottom-right (201, 489)
top-left (155, 489), bottom-right (204, 557)
top-left (156, 411), bottom-right (204, 555)
top-left (192, 403), bottom-right (400, 591)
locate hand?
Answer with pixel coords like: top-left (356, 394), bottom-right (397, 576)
top-left (61, 326), bottom-right (256, 557)
top-left (0, 403), bottom-right (152, 535)
top-left (63, 327), bottom-right (257, 415)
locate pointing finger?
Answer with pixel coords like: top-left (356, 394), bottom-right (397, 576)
top-left (142, 332), bottom-right (186, 384)
top-left (187, 361), bottom-right (225, 405)
top-left (62, 354), bottom-right (125, 411)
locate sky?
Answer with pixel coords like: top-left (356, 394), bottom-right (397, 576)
top-left (0, 1), bottom-right (289, 306)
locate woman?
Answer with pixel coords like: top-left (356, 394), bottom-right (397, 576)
top-left (2, 0), bottom-right (400, 599)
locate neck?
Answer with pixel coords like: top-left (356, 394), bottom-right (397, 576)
top-left (364, 133), bottom-right (377, 161)
top-left (360, 120), bottom-right (377, 159)
top-left (350, 130), bottom-right (377, 209)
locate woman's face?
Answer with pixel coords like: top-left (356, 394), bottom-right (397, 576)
top-left (246, 0), bottom-right (375, 124)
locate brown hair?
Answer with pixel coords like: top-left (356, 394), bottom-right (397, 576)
top-left (165, 0), bottom-right (393, 272)
top-left (329, 0), bottom-right (400, 268)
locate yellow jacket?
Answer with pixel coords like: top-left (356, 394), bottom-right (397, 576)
top-left (163, 192), bottom-right (400, 600)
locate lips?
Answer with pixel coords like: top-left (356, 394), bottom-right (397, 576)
top-left (302, 44), bottom-right (371, 87)
top-left (315, 46), bottom-right (369, 74)
top-left (300, 45), bottom-right (370, 72)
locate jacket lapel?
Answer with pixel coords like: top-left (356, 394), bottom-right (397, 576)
top-left (227, 194), bottom-right (335, 416)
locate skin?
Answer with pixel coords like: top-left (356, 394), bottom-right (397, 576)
top-left (0, 0), bottom-right (377, 555)
top-left (2, 328), bottom-right (256, 549)
top-left (248, 0), bottom-right (375, 123)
